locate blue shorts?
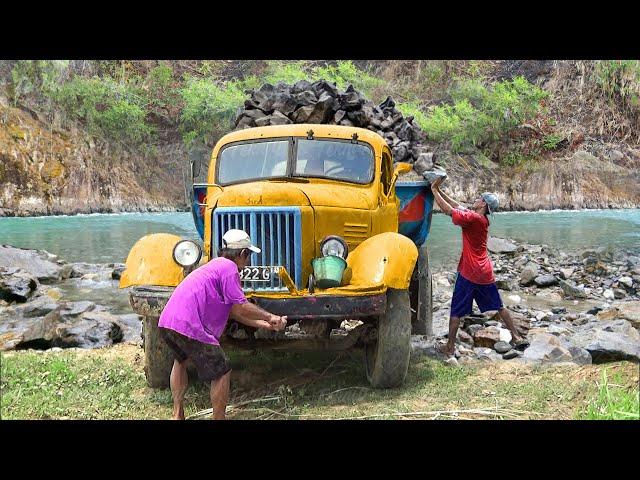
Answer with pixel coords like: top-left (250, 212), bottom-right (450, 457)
top-left (450, 273), bottom-right (503, 318)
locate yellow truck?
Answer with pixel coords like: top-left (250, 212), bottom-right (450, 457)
top-left (120, 124), bottom-right (435, 389)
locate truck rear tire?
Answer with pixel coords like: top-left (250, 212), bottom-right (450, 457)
top-left (142, 315), bottom-right (174, 388)
top-left (411, 246), bottom-right (433, 336)
top-left (364, 288), bottom-right (411, 389)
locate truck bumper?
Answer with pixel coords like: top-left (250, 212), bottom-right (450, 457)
top-left (129, 286), bottom-right (386, 320)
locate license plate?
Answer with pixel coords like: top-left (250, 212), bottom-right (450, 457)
top-left (239, 266), bottom-right (279, 282)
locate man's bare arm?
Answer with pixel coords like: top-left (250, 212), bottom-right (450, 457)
top-left (231, 302), bottom-right (286, 330)
top-left (430, 178), bottom-right (454, 216)
top-left (440, 188), bottom-right (466, 210)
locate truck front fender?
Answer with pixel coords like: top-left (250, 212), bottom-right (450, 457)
top-left (119, 233), bottom-right (185, 288)
top-left (345, 232), bottom-right (418, 290)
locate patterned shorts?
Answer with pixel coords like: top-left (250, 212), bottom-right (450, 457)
top-left (160, 328), bottom-right (231, 382)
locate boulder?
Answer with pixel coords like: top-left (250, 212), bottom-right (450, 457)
top-left (618, 276), bottom-right (633, 289)
top-left (560, 268), bottom-right (575, 280)
top-left (487, 237), bottom-right (518, 254)
top-left (472, 326), bottom-right (501, 348)
top-left (0, 245), bottom-right (64, 284)
top-left (473, 347), bottom-right (502, 362)
top-left (15, 295), bottom-right (59, 318)
top-left (270, 110), bottom-right (293, 125)
top-left (0, 308), bottom-right (61, 350)
top-left (522, 333), bottom-right (573, 363)
top-left (60, 301), bottom-right (96, 319)
top-left (55, 312), bottom-right (123, 348)
top-left (494, 341), bottom-right (512, 354)
top-left (616, 301), bottom-right (640, 328)
top-left (559, 279), bottom-right (588, 299)
top-left (0, 268), bottom-right (39, 302)
top-left (111, 264), bottom-right (126, 280)
top-left (116, 314), bottom-right (142, 344)
top-left (520, 262), bottom-right (539, 286)
top-left (502, 349), bottom-right (523, 360)
top-left (534, 274), bottom-right (558, 287)
top-left (456, 329), bottom-right (474, 346)
top-left (571, 319), bottom-right (640, 363)
top-left (603, 289), bottom-right (615, 300)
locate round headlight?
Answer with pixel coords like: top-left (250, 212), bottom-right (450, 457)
top-left (320, 235), bottom-right (349, 259)
top-left (173, 240), bottom-right (202, 267)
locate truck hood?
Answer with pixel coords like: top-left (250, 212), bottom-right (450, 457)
top-left (215, 181), bottom-right (375, 210)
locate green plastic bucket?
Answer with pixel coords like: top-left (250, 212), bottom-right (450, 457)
top-left (312, 255), bottom-right (347, 289)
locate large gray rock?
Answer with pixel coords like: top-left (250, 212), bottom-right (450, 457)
top-left (116, 313), bottom-right (142, 344)
top-left (534, 274), bottom-right (559, 287)
top-left (559, 279), bottom-right (588, 299)
top-left (0, 245), bottom-right (64, 284)
top-left (522, 333), bottom-right (575, 363)
top-left (488, 237), bottom-right (518, 254)
top-left (15, 295), bottom-right (59, 318)
top-left (571, 319), bottom-right (640, 363)
top-left (55, 311), bottom-right (123, 348)
top-left (0, 308), bottom-right (61, 350)
top-left (616, 301), bottom-right (640, 328)
top-left (520, 262), bottom-right (539, 286)
top-left (0, 268), bottom-right (39, 302)
top-left (60, 301), bottom-right (96, 319)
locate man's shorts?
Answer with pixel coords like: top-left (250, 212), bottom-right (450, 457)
top-left (160, 328), bottom-right (231, 382)
top-left (450, 273), bottom-right (503, 318)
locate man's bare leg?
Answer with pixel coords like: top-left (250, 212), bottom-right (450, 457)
top-left (439, 316), bottom-right (460, 357)
top-left (170, 360), bottom-right (188, 420)
top-left (497, 307), bottom-right (523, 342)
top-left (210, 370), bottom-right (231, 420)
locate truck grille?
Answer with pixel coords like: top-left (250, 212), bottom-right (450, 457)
top-left (212, 207), bottom-right (302, 292)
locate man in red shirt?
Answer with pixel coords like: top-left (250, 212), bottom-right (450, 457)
top-left (430, 177), bottom-right (525, 357)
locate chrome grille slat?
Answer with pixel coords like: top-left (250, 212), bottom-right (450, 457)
top-left (213, 207), bottom-right (302, 292)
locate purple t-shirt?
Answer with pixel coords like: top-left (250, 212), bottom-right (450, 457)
top-left (158, 257), bottom-right (247, 345)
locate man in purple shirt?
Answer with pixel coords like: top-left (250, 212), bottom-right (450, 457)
top-left (159, 229), bottom-right (287, 420)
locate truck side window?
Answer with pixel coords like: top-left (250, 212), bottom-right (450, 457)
top-left (381, 151), bottom-right (392, 196)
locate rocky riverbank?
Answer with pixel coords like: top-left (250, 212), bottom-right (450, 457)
top-left (2, 241), bottom-right (639, 367)
top-left (0, 245), bottom-right (139, 350)
top-left (415, 237), bottom-right (640, 365)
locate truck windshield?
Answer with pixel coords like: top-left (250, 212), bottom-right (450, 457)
top-left (294, 139), bottom-right (374, 184)
top-left (217, 140), bottom-right (289, 185)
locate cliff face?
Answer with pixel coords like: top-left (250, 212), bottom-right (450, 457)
top-left (0, 99), bottom-right (186, 216)
top-left (442, 148), bottom-right (640, 211)
top-left (0, 60), bottom-right (639, 216)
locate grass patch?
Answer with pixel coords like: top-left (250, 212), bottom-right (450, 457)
top-left (577, 368), bottom-right (640, 420)
top-left (2, 345), bottom-right (638, 420)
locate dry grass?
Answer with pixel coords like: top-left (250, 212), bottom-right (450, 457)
top-left (1, 343), bottom-right (638, 420)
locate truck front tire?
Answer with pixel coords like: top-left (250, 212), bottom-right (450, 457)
top-left (142, 315), bottom-right (174, 388)
top-left (364, 288), bottom-right (411, 388)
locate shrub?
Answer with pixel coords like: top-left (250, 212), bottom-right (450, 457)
top-left (263, 61), bottom-right (310, 85)
top-left (51, 75), bottom-right (152, 144)
top-left (10, 60), bottom-right (69, 105)
top-left (419, 76), bottom-right (547, 156)
top-left (543, 133), bottom-right (564, 150)
top-left (595, 60), bottom-right (640, 115)
top-left (312, 61), bottom-right (383, 97)
top-left (179, 76), bottom-right (248, 146)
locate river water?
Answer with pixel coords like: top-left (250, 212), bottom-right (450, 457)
top-left (1, 209), bottom-right (639, 270)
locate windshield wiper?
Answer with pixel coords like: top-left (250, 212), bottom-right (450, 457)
top-left (267, 176), bottom-right (309, 183)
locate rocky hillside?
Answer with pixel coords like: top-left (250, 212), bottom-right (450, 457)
top-left (0, 60), bottom-right (638, 216)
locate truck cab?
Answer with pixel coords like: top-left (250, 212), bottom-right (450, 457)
top-left (120, 124), bottom-right (434, 389)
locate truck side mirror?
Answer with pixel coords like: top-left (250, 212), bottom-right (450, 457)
top-left (188, 145), bottom-right (208, 181)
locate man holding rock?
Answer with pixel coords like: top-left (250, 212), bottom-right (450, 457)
top-left (430, 177), bottom-right (526, 357)
top-left (158, 229), bottom-right (287, 420)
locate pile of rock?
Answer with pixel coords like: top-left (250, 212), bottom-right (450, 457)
top-left (0, 245), bottom-right (139, 351)
top-left (487, 239), bottom-right (640, 302)
top-left (233, 80), bottom-right (441, 176)
top-left (419, 237), bottom-right (640, 365)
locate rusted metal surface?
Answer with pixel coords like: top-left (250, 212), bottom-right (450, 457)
top-left (250, 292), bottom-right (386, 320)
top-left (129, 286), bottom-right (174, 317)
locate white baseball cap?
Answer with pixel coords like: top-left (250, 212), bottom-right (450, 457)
top-left (222, 229), bottom-right (261, 253)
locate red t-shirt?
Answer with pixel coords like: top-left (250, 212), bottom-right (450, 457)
top-left (451, 208), bottom-right (495, 284)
